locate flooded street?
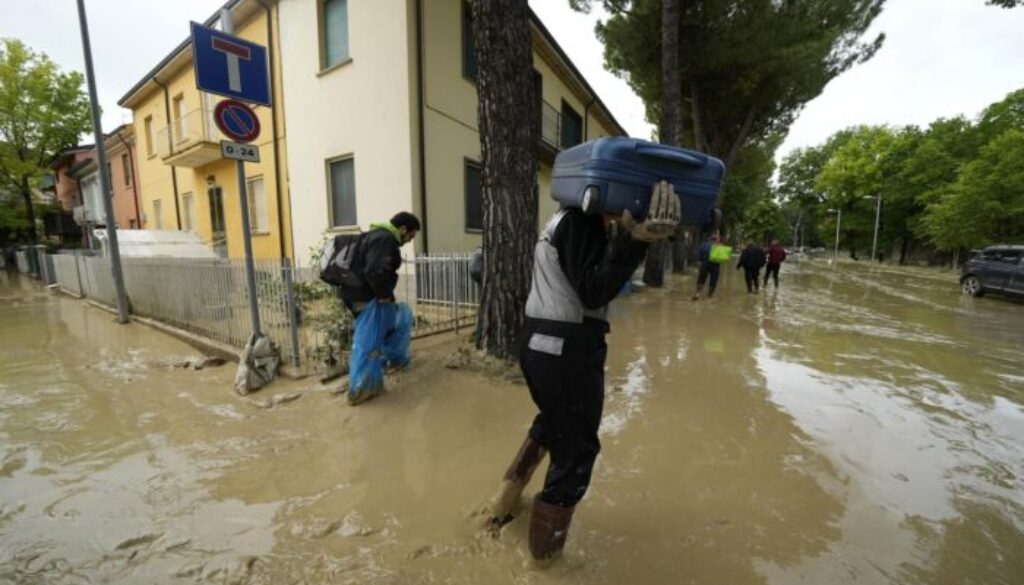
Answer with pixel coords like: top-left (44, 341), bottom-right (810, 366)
top-left (1, 260), bottom-right (1022, 585)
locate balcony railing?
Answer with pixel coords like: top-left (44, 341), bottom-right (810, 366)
top-left (155, 107), bottom-right (223, 167)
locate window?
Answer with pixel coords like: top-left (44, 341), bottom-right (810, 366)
top-left (321, 0), bottom-right (350, 70)
top-left (144, 115), bottom-right (155, 157)
top-left (465, 160), bottom-right (482, 232)
top-left (153, 199), bottom-right (163, 229)
top-left (462, 1), bottom-right (477, 81)
top-left (560, 101), bottom-right (583, 148)
top-left (129, 218), bottom-right (137, 229)
top-left (122, 154), bottom-right (131, 186)
top-left (173, 94), bottom-right (187, 141)
top-left (328, 157), bottom-right (357, 227)
top-left (208, 187), bottom-right (226, 235)
top-left (246, 177), bottom-right (268, 233)
top-left (995, 250), bottom-right (1020, 265)
top-left (182, 193), bottom-right (195, 232)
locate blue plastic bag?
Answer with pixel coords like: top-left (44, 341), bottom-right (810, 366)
top-left (349, 301), bottom-right (413, 395)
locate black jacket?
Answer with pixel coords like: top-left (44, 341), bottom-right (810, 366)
top-left (341, 227), bottom-right (402, 305)
top-left (737, 245), bottom-right (766, 271)
top-left (550, 210), bottom-right (648, 311)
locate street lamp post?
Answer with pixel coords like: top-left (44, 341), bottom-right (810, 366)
top-left (864, 194), bottom-right (882, 263)
top-left (828, 208), bottom-right (842, 263)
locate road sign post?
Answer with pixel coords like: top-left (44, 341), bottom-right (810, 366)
top-left (192, 15), bottom-right (271, 343)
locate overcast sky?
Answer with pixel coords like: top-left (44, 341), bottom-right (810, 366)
top-left (2, 0), bottom-right (1022, 162)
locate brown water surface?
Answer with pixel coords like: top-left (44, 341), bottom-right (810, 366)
top-left (1, 261), bottom-right (1021, 584)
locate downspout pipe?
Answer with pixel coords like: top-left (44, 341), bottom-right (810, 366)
top-left (115, 129), bottom-right (142, 228)
top-left (152, 77), bottom-right (182, 230)
top-left (415, 0), bottom-right (429, 254)
top-left (257, 0), bottom-right (288, 259)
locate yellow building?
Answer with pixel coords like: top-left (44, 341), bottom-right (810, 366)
top-left (277, 0), bottom-right (626, 261)
top-left (118, 0), bottom-right (292, 259)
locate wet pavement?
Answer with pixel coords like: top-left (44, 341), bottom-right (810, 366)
top-left (1, 260), bottom-right (1022, 585)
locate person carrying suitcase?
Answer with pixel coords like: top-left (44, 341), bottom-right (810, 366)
top-left (764, 240), bottom-right (787, 289)
top-left (736, 242), bottom-right (766, 293)
top-left (485, 182), bottom-right (680, 567)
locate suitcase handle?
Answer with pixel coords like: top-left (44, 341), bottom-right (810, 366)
top-left (635, 144), bottom-right (704, 167)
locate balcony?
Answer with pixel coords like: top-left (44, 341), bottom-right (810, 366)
top-left (156, 107), bottom-right (224, 168)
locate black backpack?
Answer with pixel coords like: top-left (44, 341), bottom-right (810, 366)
top-left (319, 233), bottom-right (365, 289)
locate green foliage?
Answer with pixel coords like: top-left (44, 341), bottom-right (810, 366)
top-left (987, 0), bottom-right (1022, 7)
top-left (578, 0), bottom-right (885, 169)
top-left (773, 87), bottom-right (1024, 262)
top-left (303, 236), bottom-right (354, 368)
top-left (922, 129), bottom-right (1024, 250)
top-left (740, 197), bottom-right (786, 244)
top-left (0, 38), bottom-right (91, 241)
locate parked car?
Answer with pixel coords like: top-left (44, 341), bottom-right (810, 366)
top-left (960, 245), bottom-right (1024, 298)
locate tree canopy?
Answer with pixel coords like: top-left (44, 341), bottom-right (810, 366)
top-left (0, 38), bottom-right (91, 242)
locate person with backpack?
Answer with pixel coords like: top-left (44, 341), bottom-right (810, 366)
top-left (320, 212), bottom-right (420, 405)
top-left (484, 181), bottom-right (680, 567)
top-left (736, 242), bottom-right (766, 293)
top-left (763, 240), bottom-right (787, 289)
top-left (691, 234), bottom-right (725, 300)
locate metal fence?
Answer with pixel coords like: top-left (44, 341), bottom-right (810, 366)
top-left (46, 252), bottom-right (478, 374)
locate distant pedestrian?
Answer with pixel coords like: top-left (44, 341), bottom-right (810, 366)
top-left (764, 240), bottom-right (787, 289)
top-left (736, 242), bottom-right (766, 293)
top-left (692, 235), bottom-right (723, 300)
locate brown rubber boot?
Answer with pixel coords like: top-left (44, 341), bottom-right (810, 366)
top-left (487, 437), bottom-right (547, 528)
top-left (528, 495), bottom-right (575, 567)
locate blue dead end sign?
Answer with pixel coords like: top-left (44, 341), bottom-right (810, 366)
top-left (191, 22), bottom-right (271, 106)
top-left (214, 99), bottom-right (261, 143)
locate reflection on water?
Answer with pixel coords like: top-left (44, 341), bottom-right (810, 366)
top-left (1, 261), bottom-right (1022, 584)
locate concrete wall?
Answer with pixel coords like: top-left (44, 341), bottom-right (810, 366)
top-left (278, 0), bottom-right (419, 265)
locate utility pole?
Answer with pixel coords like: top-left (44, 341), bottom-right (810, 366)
top-left (828, 208), bottom-right (842, 263)
top-left (76, 0), bottom-right (129, 323)
top-left (866, 194), bottom-right (882, 263)
top-left (221, 8), bottom-right (262, 338)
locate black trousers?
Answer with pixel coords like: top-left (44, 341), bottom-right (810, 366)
top-left (764, 263), bottom-right (781, 287)
top-left (519, 318), bottom-right (607, 508)
top-left (743, 267), bottom-right (761, 292)
top-left (697, 263), bottom-right (720, 296)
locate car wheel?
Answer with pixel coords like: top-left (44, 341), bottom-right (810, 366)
top-left (961, 275), bottom-right (984, 297)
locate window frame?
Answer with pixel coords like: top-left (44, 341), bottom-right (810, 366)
top-left (152, 198), bottom-right (163, 230)
top-left (318, 0), bottom-right (352, 74)
top-left (121, 153), bottom-right (131, 187)
top-left (182, 192), bottom-right (195, 232)
top-left (464, 158), bottom-right (483, 233)
top-left (560, 100), bottom-right (583, 149)
top-left (144, 115), bottom-right (155, 158)
top-left (325, 154), bottom-right (358, 230)
top-left (245, 175), bottom-right (269, 235)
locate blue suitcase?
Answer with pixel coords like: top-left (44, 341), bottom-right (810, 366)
top-left (551, 137), bottom-right (725, 226)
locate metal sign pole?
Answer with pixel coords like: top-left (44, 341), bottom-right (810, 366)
top-left (221, 9), bottom-right (262, 339)
top-left (77, 0), bottom-right (129, 323)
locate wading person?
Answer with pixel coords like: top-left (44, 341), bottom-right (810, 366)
top-left (486, 182), bottom-right (681, 567)
top-left (764, 239), bottom-right (787, 289)
top-left (736, 241), bottom-right (766, 293)
top-left (339, 212), bottom-right (420, 405)
top-left (691, 234), bottom-right (722, 300)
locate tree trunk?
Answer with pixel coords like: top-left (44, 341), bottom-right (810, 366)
top-left (671, 225), bottom-right (689, 273)
top-left (20, 178), bottom-right (37, 243)
top-left (471, 0), bottom-right (538, 359)
top-left (899, 234), bottom-right (910, 265)
top-left (690, 81), bottom-right (706, 152)
top-left (723, 107), bottom-right (756, 170)
top-left (643, 0), bottom-right (681, 288)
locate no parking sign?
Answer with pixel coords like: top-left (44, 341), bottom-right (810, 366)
top-left (214, 99), bottom-right (261, 143)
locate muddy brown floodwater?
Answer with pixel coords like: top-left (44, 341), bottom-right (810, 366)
top-left (1, 260), bottom-right (1022, 585)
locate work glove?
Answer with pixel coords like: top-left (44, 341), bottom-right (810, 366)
top-left (621, 180), bottom-right (681, 242)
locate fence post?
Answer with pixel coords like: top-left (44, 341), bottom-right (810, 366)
top-left (282, 258), bottom-right (302, 369)
top-left (453, 256), bottom-right (460, 335)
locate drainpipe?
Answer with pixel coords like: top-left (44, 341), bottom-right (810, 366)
top-left (116, 129), bottom-right (141, 228)
top-left (153, 77), bottom-right (182, 230)
top-left (257, 0), bottom-right (288, 260)
top-left (415, 0), bottom-right (429, 253)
